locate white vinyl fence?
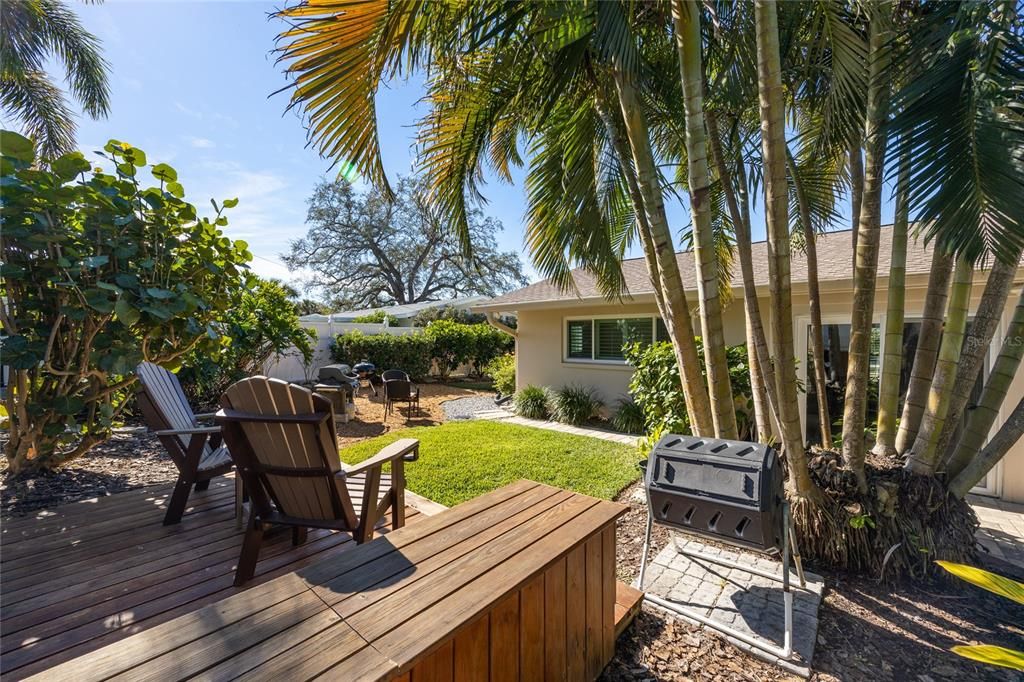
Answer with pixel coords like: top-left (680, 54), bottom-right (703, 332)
top-left (262, 320), bottom-right (418, 383)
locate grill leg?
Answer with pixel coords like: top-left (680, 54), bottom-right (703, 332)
top-left (637, 510), bottom-right (654, 591)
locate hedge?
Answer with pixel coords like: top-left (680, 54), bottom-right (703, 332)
top-left (332, 322), bottom-right (513, 381)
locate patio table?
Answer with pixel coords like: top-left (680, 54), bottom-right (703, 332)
top-left (31, 480), bottom-right (627, 681)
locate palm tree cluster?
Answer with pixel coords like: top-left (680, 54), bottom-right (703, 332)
top-left (273, 0), bottom-right (1024, 574)
top-left (0, 0), bottom-right (110, 160)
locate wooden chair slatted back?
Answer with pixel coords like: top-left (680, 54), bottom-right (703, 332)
top-left (221, 376), bottom-right (354, 522)
top-left (136, 362), bottom-right (201, 457)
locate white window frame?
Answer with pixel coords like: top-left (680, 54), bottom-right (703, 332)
top-left (562, 314), bottom-right (664, 366)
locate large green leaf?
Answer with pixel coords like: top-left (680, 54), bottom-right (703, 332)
top-left (935, 561), bottom-right (1024, 604)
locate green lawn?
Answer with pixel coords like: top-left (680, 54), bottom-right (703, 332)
top-left (339, 420), bottom-right (641, 507)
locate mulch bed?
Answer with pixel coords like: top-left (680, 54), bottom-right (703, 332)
top-left (607, 480), bottom-right (1023, 681)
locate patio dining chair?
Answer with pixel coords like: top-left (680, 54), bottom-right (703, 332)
top-left (383, 376), bottom-right (420, 421)
top-left (135, 362), bottom-right (238, 525)
top-left (380, 369), bottom-right (410, 381)
top-left (217, 376), bottom-right (419, 585)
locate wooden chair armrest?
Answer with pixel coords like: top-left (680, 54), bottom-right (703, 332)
top-left (153, 426), bottom-right (221, 436)
top-left (193, 412), bottom-right (217, 421)
top-left (343, 438), bottom-right (419, 477)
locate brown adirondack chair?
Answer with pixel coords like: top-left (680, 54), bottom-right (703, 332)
top-left (216, 376), bottom-right (419, 586)
top-left (135, 362), bottom-right (237, 525)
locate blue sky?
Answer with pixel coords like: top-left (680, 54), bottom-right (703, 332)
top-left (32, 1), bottom-right (894, 293)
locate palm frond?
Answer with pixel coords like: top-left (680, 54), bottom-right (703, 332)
top-left (0, 69), bottom-right (75, 160)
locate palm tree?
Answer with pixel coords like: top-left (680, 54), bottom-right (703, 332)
top-left (0, 0), bottom-right (110, 159)
top-left (894, 251), bottom-right (953, 454)
top-left (873, 150), bottom-right (909, 457)
top-left (905, 257), bottom-right (974, 474)
top-left (951, 396), bottom-right (1024, 499)
top-left (786, 144), bottom-right (832, 446)
top-left (946, 287), bottom-right (1024, 488)
top-left (935, 254), bottom-right (1021, 462)
top-left (754, 0), bottom-right (818, 498)
top-left (671, 0), bottom-right (737, 439)
top-left (841, 1), bottom-right (893, 491)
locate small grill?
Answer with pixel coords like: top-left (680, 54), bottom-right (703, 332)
top-left (644, 433), bottom-right (785, 553)
top-left (637, 434), bottom-right (807, 663)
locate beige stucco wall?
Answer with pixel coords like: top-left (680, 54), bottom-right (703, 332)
top-left (510, 274), bottom-right (1024, 503)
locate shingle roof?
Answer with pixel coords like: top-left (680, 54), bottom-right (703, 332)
top-left (477, 226), bottom-right (936, 310)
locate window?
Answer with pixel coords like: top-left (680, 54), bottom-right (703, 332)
top-left (566, 320), bottom-right (592, 359)
top-left (565, 316), bottom-right (662, 362)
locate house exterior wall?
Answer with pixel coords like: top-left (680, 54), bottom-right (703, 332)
top-left (511, 277), bottom-right (1024, 503)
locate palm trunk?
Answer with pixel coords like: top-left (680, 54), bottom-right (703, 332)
top-left (905, 257), bottom-right (973, 474)
top-left (873, 151), bottom-right (910, 457)
top-left (950, 396), bottom-right (1024, 499)
top-left (935, 255), bottom-right (1020, 465)
top-left (849, 142), bottom-right (864, 266)
top-left (786, 145), bottom-right (831, 446)
top-left (946, 287), bottom-right (1024, 482)
top-left (706, 113), bottom-right (779, 442)
top-left (672, 0), bottom-right (737, 439)
top-left (895, 251), bottom-right (954, 454)
top-left (612, 67), bottom-right (715, 437)
top-left (841, 3), bottom-right (892, 491)
top-left (755, 0), bottom-right (817, 497)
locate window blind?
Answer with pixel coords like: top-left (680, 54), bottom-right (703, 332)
top-left (566, 320), bottom-right (592, 359)
top-left (594, 318), bottom-right (653, 360)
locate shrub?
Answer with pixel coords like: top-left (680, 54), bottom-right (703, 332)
top-left (424, 320), bottom-right (475, 379)
top-left (611, 398), bottom-right (645, 435)
top-left (550, 385), bottom-right (603, 426)
top-left (179, 279), bottom-right (315, 405)
top-left (332, 330), bottom-right (433, 380)
top-left (624, 340), bottom-right (754, 447)
top-left (411, 304), bottom-right (486, 327)
top-left (467, 323), bottom-right (514, 375)
top-left (514, 385), bottom-right (551, 420)
top-left (0, 133), bottom-right (251, 472)
top-left (484, 354), bottom-right (516, 396)
top-left (352, 310), bottom-right (399, 325)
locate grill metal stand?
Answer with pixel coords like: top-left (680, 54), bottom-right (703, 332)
top-left (638, 502), bottom-right (808, 661)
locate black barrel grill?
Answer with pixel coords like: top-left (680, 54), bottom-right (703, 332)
top-left (643, 433), bottom-right (786, 553)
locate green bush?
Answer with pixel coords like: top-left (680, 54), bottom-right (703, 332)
top-left (179, 279), bottom-right (315, 405)
top-left (551, 385), bottom-right (603, 426)
top-left (0, 132), bottom-right (251, 472)
top-left (514, 385), bottom-right (551, 420)
top-left (610, 398), bottom-right (645, 435)
top-left (484, 354), bottom-right (516, 396)
top-left (424, 320), bottom-right (475, 379)
top-left (467, 323), bottom-right (514, 375)
top-left (624, 340), bottom-right (754, 448)
top-left (352, 310), bottom-right (399, 325)
top-left (332, 330), bottom-right (433, 380)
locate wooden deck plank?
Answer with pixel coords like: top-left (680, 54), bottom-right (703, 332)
top-left (614, 581), bottom-right (645, 639)
top-left (0, 475), bottom-right (424, 681)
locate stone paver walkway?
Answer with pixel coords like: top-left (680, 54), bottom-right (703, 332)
top-left (637, 536), bottom-right (824, 678)
top-left (474, 409), bottom-right (642, 446)
top-left (968, 495), bottom-right (1024, 570)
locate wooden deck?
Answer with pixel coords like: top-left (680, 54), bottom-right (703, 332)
top-left (0, 475), bottom-right (422, 680)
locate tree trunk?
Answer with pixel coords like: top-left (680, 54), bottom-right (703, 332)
top-left (873, 151), bottom-right (909, 457)
top-left (841, 3), bottom-right (892, 491)
top-left (936, 256), bottom-right (1020, 465)
top-left (612, 68), bottom-right (715, 437)
top-left (849, 142), bottom-right (864, 267)
top-left (786, 145), bottom-right (831, 446)
top-left (672, 0), bottom-right (737, 439)
top-left (706, 113), bottom-right (778, 442)
top-left (950, 396), bottom-right (1024, 499)
top-left (755, 0), bottom-right (818, 497)
top-left (946, 287), bottom-right (1024, 481)
top-left (895, 251), bottom-right (954, 454)
top-left (905, 257), bottom-right (974, 474)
